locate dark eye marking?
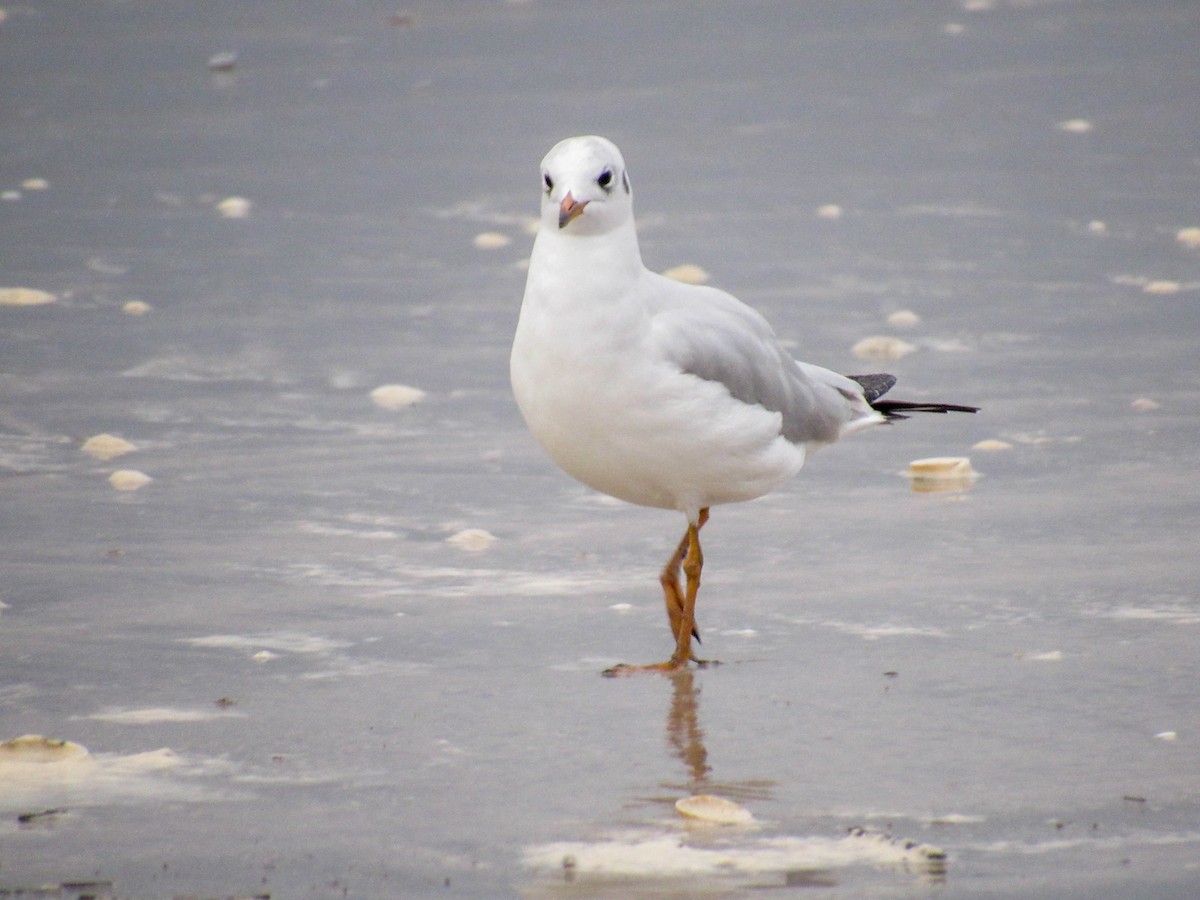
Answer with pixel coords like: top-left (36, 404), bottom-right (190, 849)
top-left (622, 171), bottom-right (631, 194)
top-left (597, 169), bottom-right (613, 192)
top-left (543, 173), bottom-right (553, 193)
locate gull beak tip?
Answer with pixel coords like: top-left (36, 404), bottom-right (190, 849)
top-left (558, 192), bottom-right (589, 229)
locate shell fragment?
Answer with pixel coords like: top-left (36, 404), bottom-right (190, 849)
top-left (675, 794), bottom-right (754, 825)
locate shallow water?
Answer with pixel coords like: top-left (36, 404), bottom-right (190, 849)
top-left (2, 1), bottom-right (1199, 897)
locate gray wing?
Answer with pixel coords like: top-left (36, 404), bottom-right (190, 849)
top-left (643, 275), bottom-right (868, 445)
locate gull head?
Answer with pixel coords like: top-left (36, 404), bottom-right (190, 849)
top-left (539, 135), bottom-right (633, 236)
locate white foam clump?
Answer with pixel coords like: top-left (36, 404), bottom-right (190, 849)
top-left (0, 735), bottom-right (193, 810)
top-left (181, 632), bottom-right (352, 654)
top-left (525, 827), bottom-right (945, 878)
top-left (87, 707), bottom-right (242, 724)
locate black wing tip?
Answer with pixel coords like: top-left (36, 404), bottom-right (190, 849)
top-left (846, 373), bottom-right (978, 418)
top-left (846, 373), bottom-right (897, 403)
top-left (872, 400), bottom-right (980, 420)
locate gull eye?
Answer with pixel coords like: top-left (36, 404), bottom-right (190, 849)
top-left (543, 173), bottom-right (553, 193)
top-left (597, 169), bottom-right (613, 191)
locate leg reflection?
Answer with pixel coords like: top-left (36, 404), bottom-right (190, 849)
top-left (665, 668), bottom-right (710, 788)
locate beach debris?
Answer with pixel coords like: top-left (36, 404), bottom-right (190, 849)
top-left (369, 383), bottom-right (427, 409)
top-left (662, 264), bottom-right (710, 285)
top-left (0, 735), bottom-right (89, 765)
top-left (446, 528), bottom-right (497, 552)
top-left (852, 335), bottom-right (916, 361)
top-left (207, 51), bottom-right (238, 71)
top-left (108, 469), bottom-right (153, 492)
top-left (886, 309), bottom-right (921, 328)
top-left (675, 794), bottom-right (754, 825)
top-left (909, 457), bottom-right (977, 493)
top-left (216, 196), bottom-right (251, 218)
top-left (0, 287), bottom-right (56, 306)
top-left (1057, 118), bottom-right (1093, 133)
top-left (81, 433), bottom-right (138, 461)
top-left (473, 231), bottom-right (510, 249)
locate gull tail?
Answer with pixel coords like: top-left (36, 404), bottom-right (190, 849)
top-left (848, 373), bottom-right (979, 420)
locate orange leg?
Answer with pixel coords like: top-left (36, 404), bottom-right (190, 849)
top-left (660, 508), bottom-right (708, 647)
top-left (604, 508), bottom-right (714, 676)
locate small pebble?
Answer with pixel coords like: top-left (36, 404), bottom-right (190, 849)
top-left (445, 528), bottom-right (497, 552)
top-left (108, 469), bottom-right (153, 492)
top-left (20, 177), bottom-right (48, 191)
top-left (369, 384), bottom-right (427, 409)
top-left (675, 795), bottom-right (754, 825)
top-left (815, 203), bottom-right (843, 220)
top-left (972, 438), bottom-right (1013, 451)
top-left (1176, 227), bottom-right (1200, 249)
top-left (216, 196), bottom-right (251, 218)
top-left (0, 287), bottom-right (56, 306)
top-left (886, 310), bottom-right (921, 328)
top-left (1142, 280), bottom-right (1180, 295)
top-left (852, 336), bottom-right (916, 361)
top-left (1155, 731), bottom-right (1177, 742)
top-left (473, 231), bottom-right (510, 250)
top-left (122, 300), bottom-right (152, 316)
top-left (81, 434), bottom-right (137, 461)
top-left (1130, 398), bottom-right (1160, 411)
top-left (1086, 220), bottom-right (1107, 235)
top-left (253, 650), bottom-right (279, 662)
top-left (662, 263), bottom-right (710, 285)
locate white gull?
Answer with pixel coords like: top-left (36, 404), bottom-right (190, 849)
top-left (511, 135), bottom-right (976, 673)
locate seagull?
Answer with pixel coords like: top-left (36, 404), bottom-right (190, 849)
top-left (510, 135), bottom-right (977, 674)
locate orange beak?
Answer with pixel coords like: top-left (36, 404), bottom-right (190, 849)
top-left (558, 192), bottom-right (589, 229)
